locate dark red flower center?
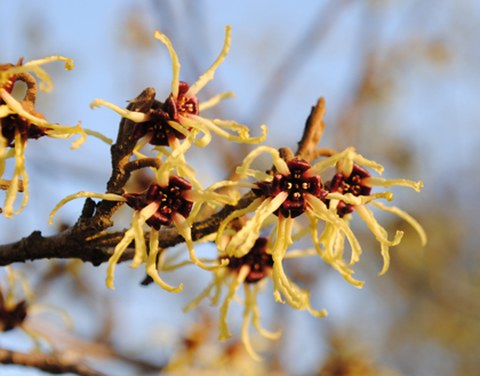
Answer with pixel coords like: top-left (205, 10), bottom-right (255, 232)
top-left (134, 81), bottom-right (199, 146)
top-left (123, 176), bottom-right (193, 230)
top-left (253, 158), bottom-right (327, 218)
top-left (1, 114), bottom-right (46, 146)
top-left (0, 296), bottom-right (27, 332)
top-left (326, 164), bottom-right (372, 217)
top-left (223, 237), bottom-right (273, 283)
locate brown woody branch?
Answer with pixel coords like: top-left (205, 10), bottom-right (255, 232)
top-left (0, 348), bottom-right (106, 376)
top-left (0, 91), bottom-right (325, 268)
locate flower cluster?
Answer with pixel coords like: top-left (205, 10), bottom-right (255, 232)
top-left (0, 56), bottom-right (106, 217)
top-left (46, 26), bottom-right (427, 360)
top-left (50, 25), bottom-right (265, 293)
top-left (215, 146), bottom-right (426, 320)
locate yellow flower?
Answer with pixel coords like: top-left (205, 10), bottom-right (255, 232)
top-left (184, 237), bottom-right (282, 361)
top-left (0, 266), bottom-right (72, 347)
top-left (216, 146), bottom-right (426, 315)
top-left (90, 25), bottom-right (266, 151)
top-left (49, 170), bottom-right (237, 290)
top-left (0, 56), bottom-right (92, 217)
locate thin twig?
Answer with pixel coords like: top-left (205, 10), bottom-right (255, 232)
top-left (0, 348), bottom-right (106, 376)
top-left (296, 97), bottom-right (327, 161)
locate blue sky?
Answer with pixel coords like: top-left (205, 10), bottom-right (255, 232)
top-left (1, 0), bottom-right (479, 374)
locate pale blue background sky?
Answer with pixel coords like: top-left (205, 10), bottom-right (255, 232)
top-left (1, 1), bottom-right (479, 375)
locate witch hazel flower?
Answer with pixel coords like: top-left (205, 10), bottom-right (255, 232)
top-left (0, 266), bottom-right (72, 347)
top-left (0, 56), bottom-right (90, 217)
top-left (215, 147), bottom-right (332, 315)
top-left (311, 147), bottom-right (427, 274)
top-left (89, 25), bottom-right (266, 152)
top-left (184, 237), bottom-right (280, 361)
top-left (49, 165), bottom-right (237, 291)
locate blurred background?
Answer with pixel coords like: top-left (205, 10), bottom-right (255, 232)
top-left (1, 0), bottom-right (479, 375)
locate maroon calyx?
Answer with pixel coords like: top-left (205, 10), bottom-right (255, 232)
top-left (253, 158), bottom-right (327, 218)
top-left (1, 113), bottom-right (46, 147)
top-left (134, 81), bottom-right (199, 146)
top-left (325, 164), bottom-right (372, 217)
top-left (0, 288), bottom-right (28, 332)
top-left (223, 237), bottom-right (273, 283)
top-left (123, 176), bottom-right (193, 230)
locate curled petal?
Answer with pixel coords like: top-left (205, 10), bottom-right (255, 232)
top-left (364, 176), bottom-right (424, 192)
top-left (183, 270), bottom-right (229, 313)
top-left (199, 91), bottom-right (235, 112)
top-left (106, 227), bottom-right (136, 289)
top-left (326, 191), bottom-right (393, 206)
top-left (211, 119), bottom-right (267, 144)
top-left (307, 147), bottom-right (384, 176)
top-left (216, 198), bottom-right (263, 249)
top-left (355, 204), bottom-right (404, 275)
top-left (90, 98), bottom-right (149, 123)
top-left (145, 230), bottom-right (183, 293)
top-left (187, 25), bottom-right (232, 97)
top-left (106, 202), bottom-right (159, 289)
top-left (248, 283), bottom-right (281, 340)
top-left (218, 265), bottom-right (249, 341)
top-left (224, 193), bottom-right (288, 258)
top-left (49, 191), bottom-right (125, 224)
top-left (176, 116), bottom-right (212, 147)
top-left (308, 216), bottom-right (364, 288)
top-left (306, 195), bottom-right (363, 265)
top-left (2, 133), bottom-right (28, 217)
top-left (240, 283), bottom-right (270, 361)
top-left (236, 145), bottom-right (290, 179)
top-left (5, 56), bottom-right (74, 92)
top-left (1, 89), bottom-right (87, 149)
top-left (371, 201), bottom-right (427, 246)
top-left (0, 104), bottom-right (14, 118)
top-left (271, 217), bottom-right (327, 317)
top-left (154, 30), bottom-right (181, 98)
top-left (174, 213), bottom-right (225, 270)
